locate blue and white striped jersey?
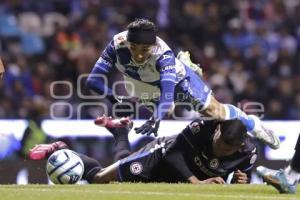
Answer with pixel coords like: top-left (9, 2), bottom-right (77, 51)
top-left (87, 31), bottom-right (200, 119)
top-left (95, 31), bottom-right (186, 85)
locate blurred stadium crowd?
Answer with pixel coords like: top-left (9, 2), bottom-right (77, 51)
top-left (1, 0), bottom-right (300, 120)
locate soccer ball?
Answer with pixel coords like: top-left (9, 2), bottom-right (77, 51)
top-left (46, 149), bottom-right (84, 184)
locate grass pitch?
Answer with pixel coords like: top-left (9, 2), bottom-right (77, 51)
top-left (0, 183), bottom-right (299, 200)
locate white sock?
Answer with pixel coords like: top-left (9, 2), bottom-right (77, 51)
top-left (284, 165), bottom-right (300, 184)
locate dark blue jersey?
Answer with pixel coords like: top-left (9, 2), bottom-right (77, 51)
top-left (117, 119), bottom-right (257, 183)
top-left (167, 119), bottom-right (257, 182)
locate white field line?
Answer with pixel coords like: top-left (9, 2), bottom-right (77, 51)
top-left (1, 187), bottom-right (299, 200)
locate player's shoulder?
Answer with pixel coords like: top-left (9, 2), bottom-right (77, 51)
top-left (240, 137), bottom-right (257, 155)
top-left (112, 31), bottom-right (129, 49)
top-left (153, 37), bottom-right (174, 59)
top-left (187, 119), bottom-right (219, 135)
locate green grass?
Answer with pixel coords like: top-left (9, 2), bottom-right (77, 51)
top-left (0, 184), bottom-right (299, 200)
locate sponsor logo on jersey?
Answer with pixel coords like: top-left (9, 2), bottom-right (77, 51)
top-left (161, 65), bottom-right (175, 72)
top-left (161, 54), bottom-right (172, 60)
top-left (130, 162), bottom-right (143, 175)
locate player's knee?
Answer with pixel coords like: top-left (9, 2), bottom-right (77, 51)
top-left (202, 98), bottom-right (224, 120)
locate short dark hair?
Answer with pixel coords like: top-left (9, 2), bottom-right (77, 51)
top-left (219, 120), bottom-right (247, 147)
top-left (127, 18), bottom-right (156, 32)
top-left (127, 19), bottom-right (156, 44)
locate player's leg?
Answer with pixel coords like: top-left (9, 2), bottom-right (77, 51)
top-left (93, 137), bottom-right (168, 184)
top-left (177, 51), bottom-right (279, 149)
top-left (179, 70), bottom-right (279, 149)
top-left (92, 161), bottom-right (120, 183)
top-left (94, 115), bottom-right (132, 161)
top-left (280, 133), bottom-right (300, 188)
top-left (203, 96), bottom-right (280, 149)
top-left (256, 134), bottom-right (300, 194)
top-left (118, 137), bottom-right (169, 183)
top-left (290, 133), bottom-right (300, 177)
top-left (28, 140), bottom-right (108, 183)
top-left (28, 141), bottom-right (69, 160)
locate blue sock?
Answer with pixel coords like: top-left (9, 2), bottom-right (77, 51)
top-left (224, 104), bottom-right (255, 132)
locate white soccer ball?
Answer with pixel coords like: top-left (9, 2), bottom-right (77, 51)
top-left (46, 149), bottom-right (84, 184)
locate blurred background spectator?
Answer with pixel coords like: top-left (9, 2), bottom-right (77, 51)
top-left (0, 0), bottom-right (299, 120)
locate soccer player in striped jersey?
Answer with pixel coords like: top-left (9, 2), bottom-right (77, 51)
top-left (86, 18), bottom-right (279, 149)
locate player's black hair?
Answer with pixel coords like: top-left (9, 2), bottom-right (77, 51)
top-left (127, 19), bottom-right (156, 44)
top-left (219, 119), bottom-right (247, 147)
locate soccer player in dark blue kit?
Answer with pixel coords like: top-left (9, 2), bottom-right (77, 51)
top-left (29, 116), bottom-right (257, 184)
top-left (256, 134), bottom-right (300, 194)
top-left (85, 18), bottom-right (280, 150)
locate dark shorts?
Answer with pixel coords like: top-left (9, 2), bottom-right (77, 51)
top-left (117, 136), bottom-right (175, 182)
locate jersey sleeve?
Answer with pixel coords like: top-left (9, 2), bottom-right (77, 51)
top-left (154, 50), bottom-right (177, 119)
top-left (163, 149), bottom-right (194, 180)
top-left (86, 40), bottom-right (117, 96)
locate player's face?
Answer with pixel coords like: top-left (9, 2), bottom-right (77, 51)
top-left (128, 42), bottom-right (154, 64)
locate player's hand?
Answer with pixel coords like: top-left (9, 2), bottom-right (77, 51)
top-left (134, 117), bottom-right (160, 136)
top-left (231, 170), bottom-right (248, 184)
top-left (0, 72), bottom-right (3, 79)
top-left (201, 177), bottom-right (225, 184)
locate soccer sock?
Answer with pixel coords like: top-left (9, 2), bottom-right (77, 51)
top-left (224, 104), bottom-right (255, 132)
top-left (78, 153), bottom-right (103, 183)
top-left (107, 127), bottom-right (131, 161)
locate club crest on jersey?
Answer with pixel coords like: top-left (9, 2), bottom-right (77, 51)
top-left (130, 162), bottom-right (143, 175)
top-left (209, 158), bottom-right (219, 169)
top-left (189, 122), bottom-right (200, 134)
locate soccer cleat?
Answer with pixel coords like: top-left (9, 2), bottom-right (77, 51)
top-left (248, 115), bottom-right (280, 149)
top-left (28, 141), bottom-right (68, 160)
top-left (177, 51), bottom-right (203, 77)
top-left (94, 115), bottom-right (133, 129)
top-left (256, 166), bottom-right (297, 194)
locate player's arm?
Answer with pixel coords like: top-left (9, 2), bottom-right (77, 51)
top-left (134, 51), bottom-right (177, 136)
top-left (154, 50), bottom-right (177, 120)
top-left (164, 151), bottom-right (225, 184)
top-left (231, 150), bottom-right (257, 184)
top-left (86, 40), bottom-right (117, 98)
top-left (163, 150), bottom-right (194, 182)
top-left (0, 57), bottom-right (5, 79)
